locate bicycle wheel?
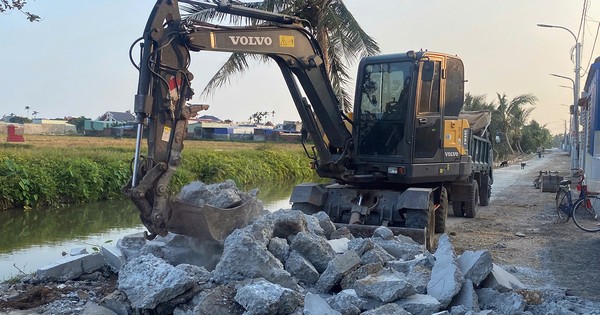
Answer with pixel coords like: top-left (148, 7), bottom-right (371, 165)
top-left (572, 196), bottom-right (600, 232)
top-left (556, 191), bottom-right (570, 222)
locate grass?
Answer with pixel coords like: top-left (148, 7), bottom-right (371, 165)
top-left (0, 135), bottom-right (314, 210)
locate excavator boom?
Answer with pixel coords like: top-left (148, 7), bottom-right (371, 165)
top-left (125, 0), bottom-right (352, 241)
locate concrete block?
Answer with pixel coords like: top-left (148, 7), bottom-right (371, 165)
top-left (70, 247), bottom-right (88, 256)
top-left (314, 211), bottom-right (336, 239)
top-left (340, 262), bottom-right (384, 290)
top-left (234, 279), bottom-right (302, 315)
top-left (37, 252), bottom-right (105, 281)
top-left (290, 231), bottom-right (336, 273)
top-left (285, 250), bottom-right (320, 286)
top-left (326, 289), bottom-right (365, 315)
top-left (476, 287), bottom-right (526, 314)
top-left (373, 226), bottom-right (395, 240)
top-left (327, 238), bottom-right (350, 254)
top-left (101, 244), bottom-right (125, 272)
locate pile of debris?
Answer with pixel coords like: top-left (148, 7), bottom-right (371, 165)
top-left (3, 180), bottom-right (600, 314)
top-left (14, 209), bottom-right (597, 314)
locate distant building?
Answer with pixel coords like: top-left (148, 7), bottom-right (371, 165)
top-left (97, 111), bottom-right (135, 124)
top-left (197, 115), bottom-right (222, 123)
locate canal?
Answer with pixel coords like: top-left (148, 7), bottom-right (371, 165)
top-left (0, 180), bottom-right (302, 281)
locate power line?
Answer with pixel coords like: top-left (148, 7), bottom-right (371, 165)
top-left (582, 20), bottom-right (600, 76)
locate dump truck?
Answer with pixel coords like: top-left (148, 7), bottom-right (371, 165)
top-left (123, 0), bottom-right (493, 249)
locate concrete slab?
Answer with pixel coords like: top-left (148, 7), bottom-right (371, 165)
top-left (37, 252), bottom-right (105, 281)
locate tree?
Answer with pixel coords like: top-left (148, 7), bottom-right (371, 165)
top-left (249, 111), bottom-right (269, 124)
top-left (31, 110), bottom-right (39, 118)
top-left (463, 93), bottom-right (494, 111)
top-left (67, 116), bottom-right (90, 134)
top-left (183, 0), bottom-right (380, 112)
top-left (9, 115), bottom-right (31, 124)
top-left (494, 93), bottom-right (538, 155)
top-left (1, 0), bottom-right (40, 22)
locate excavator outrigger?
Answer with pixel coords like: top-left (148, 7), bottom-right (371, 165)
top-left (124, 0), bottom-right (493, 249)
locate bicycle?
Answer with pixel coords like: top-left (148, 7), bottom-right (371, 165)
top-left (556, 168), bottom-right (600, 232)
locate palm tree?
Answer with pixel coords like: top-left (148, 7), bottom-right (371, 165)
top-left (494, 93), bottom-right (538, 155)
top-left (32, 111), bottom-right (39, 118)
top-left (183, 0), bottom-right (380, 112)
top-left (463, 93), bottom-right (494, 111)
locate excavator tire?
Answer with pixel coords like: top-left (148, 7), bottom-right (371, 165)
top-left (405, 195), bottom-right (435, 250)
top-left (479, 174), bottom-right (491, 206)
top-left (464, 181), bottom-right (479, 218)
top-left (435, 187), bottom-right (448, 233)
top-left (452, 201), bottom-right (465, 217)
top-left (291, 202), bottom-right (320, 215)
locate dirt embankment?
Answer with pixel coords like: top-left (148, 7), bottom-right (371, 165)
top-left (446, 149), bottom-right (600, 301)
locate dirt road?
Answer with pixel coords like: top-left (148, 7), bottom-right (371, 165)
top-left (445, 149), bottom-right (600, 301)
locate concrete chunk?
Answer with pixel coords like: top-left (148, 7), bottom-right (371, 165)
top-left (340, 262), bottom-right (384, 290)
top-left (117, 254), bottom-right (200, 309)
top-left (271, 210), bottom-right (309, 239)
top-left (314, 211), bottom-right (336, 239)
top-left (268, 237), bottom-right (290, 263)
top-left (426, 234), bottom-right (464, 308)
top-left (354, 268), bottom-right (416, 303)
top-left (373, 226), bottom-right (395, 240)
top-left (37, 252), bottom-right (105, 281)
top-left (396, 294), bottom-right (441, 315)
top-left (326, 289), bottom-right (365, 315)
top-left (212, 229), bottom-right (297, 289)
top-left (234, 279), bottom-right (302, 315)
top-left (303, 292), bottom-right (341, 315)
top-left (457, 250), bottom-right (493, 286)
top-left (289, 231), bottom-right (336, 273)
top-left (316, 250), bottom-right (361, 293)
top-left (360, 303), bottom-right (411, 315)
top-left (285, 250), bottom-right (320, 286)
top-left (327, 238), bottom-right (350, 254)
top-left (481, 263), bottom-right (525, 292)
top-left (449, 279), bottom-right (479, 312)
top-left (476, 287), bottom-right (526, 314)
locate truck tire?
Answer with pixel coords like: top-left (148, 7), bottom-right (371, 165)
top-left (291, 202), bottom-right (320, 215)
top-left (464, 182), bottom-right (479, 218)
top-left (452, 201), bottom-right (465, 217)
top-left (435, 187), bottom-right (448, 233)
top-left (479, 174), bottom-right (491, 206)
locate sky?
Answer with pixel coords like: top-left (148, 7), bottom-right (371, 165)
top-left (0, 1), bottom-right (595, 134)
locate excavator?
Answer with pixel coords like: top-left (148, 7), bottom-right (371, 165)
top-left (124, 0), bottom-right (493, 250)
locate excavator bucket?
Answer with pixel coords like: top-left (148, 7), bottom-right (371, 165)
top-left (166, 197), bottom-right (264, 241)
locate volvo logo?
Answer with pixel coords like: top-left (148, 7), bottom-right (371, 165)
top-left (229, 36), bottom-right (273, 46)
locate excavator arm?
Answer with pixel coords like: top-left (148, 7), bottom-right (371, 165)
top-left (125, 0), bottom-right (352, 240)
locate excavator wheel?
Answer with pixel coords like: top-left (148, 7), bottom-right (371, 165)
top-left (452, 201), bottom-right (465, 217)
top-left (479, 174), bottom-right (491, 206)
top-left (405, 195), bottom-right (435, 250)
top-left (291, 202), bottom-right (320, 215)
top-left (435, 187), bottom-right (448, 233)
top-left (464, 182), bottom-right (479, 218)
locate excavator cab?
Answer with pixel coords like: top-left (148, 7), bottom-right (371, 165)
top-left (352, 51), bottom-right (466, 185)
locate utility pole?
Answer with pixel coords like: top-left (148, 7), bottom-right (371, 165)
top-left (538, 23), bottom-right (582, 174)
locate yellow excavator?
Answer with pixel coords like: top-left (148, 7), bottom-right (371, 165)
top-left (123, 0), bottom-right (493, 249)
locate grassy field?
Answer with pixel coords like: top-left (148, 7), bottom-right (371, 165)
top-left (0, 135), bottom-right (314, 210)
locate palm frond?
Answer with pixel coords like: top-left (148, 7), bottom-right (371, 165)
top-left (201, 53), bottom-right (267, 97)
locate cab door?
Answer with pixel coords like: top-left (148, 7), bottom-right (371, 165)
top-left (413, 59), bottom-right (443, 163)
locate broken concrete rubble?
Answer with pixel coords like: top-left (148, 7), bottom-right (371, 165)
top-left (28, 202), bottom-right (600, 314)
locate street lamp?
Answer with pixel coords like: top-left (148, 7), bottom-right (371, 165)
top-left (538, 23), bottom-right (582, 173)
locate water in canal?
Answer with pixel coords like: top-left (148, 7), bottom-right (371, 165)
top-left (0, 179), bottom-right (305, 281)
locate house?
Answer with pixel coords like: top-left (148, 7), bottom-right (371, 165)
top-left (581, 56), bottom-right (600, 192)
top-left (97, 111), bottom-right (135, 124)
